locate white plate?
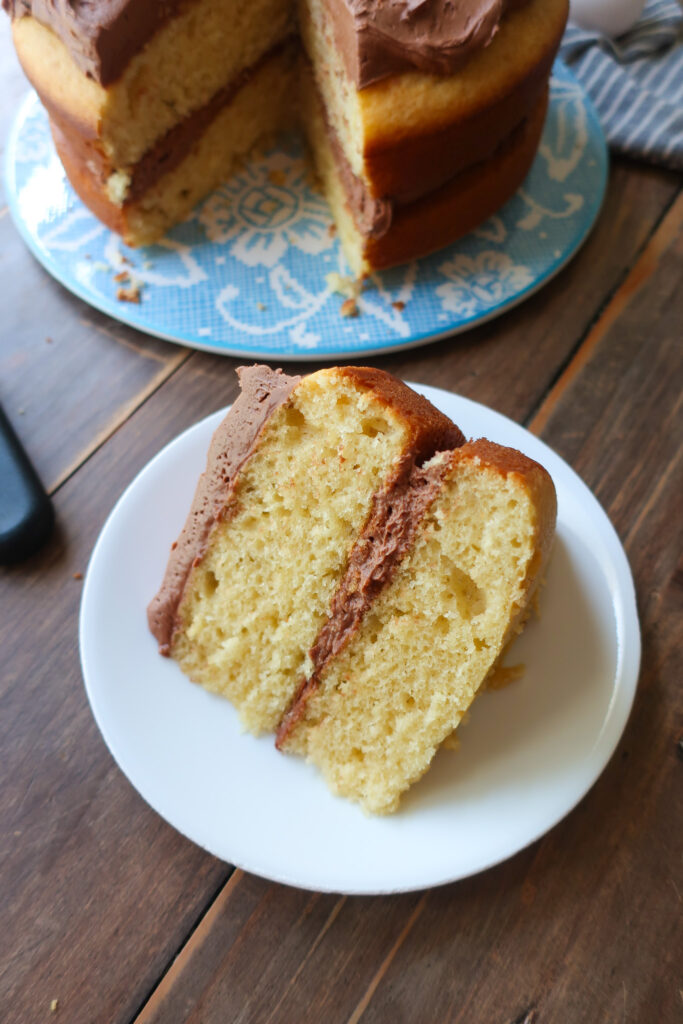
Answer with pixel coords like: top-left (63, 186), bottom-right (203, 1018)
top-left (79, 385), bottom-right (640, 894)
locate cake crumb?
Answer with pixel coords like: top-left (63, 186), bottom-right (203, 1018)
top-left (340, 298), bottom-right (358, 318)
top-left (268, 169), bottom-right (287, 186)
top-left (442, 731), bottom-right (460, 751)
top-left (72, 572), bottom-right (83, 580)
top-left (45, 336), bottom-right (53, 344)
top-left (113, 270), bottom-right (129, 283)
top-left (117, 283), bottom-right (142, 304)
top-left (392, 301), bottom-right (405, 311)
top-left (328, 223), bottom-right (337, 237)
top-left (50, 999), bottom-right (59, 1013)
top-left (256, 302), bottom-right (267, 311)
top-left (485, 663), bottom-right (525, 691)
top-left (325, 272), bottom-right (363, 300)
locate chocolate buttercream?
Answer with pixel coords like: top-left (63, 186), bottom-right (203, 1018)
top-left (3, 0), bottom-right (187, 86)
top-left (4, 0), bottom-right (529, 91)
top-left (327, 0), bottom-right (527, 88)
top-left (126, 41), bottom-right (292, 204)
top-left (147, 365), bottom-right (301, 655)
top-left (275, 449), bottom-right (456, 747)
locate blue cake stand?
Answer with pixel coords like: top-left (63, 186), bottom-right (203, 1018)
top-left (5, 61), bottom-right (607, 360)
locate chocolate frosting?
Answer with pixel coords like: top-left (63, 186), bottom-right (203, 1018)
top-left (275, 449), bottom-right (456, 747)
top-left (147, 365), bottom-right (301, 655)
top-left (3, 0), bottom-right (185, 85)
top-left (7, 0), bottom-right (529, 90)
top-left (327, 0), bottom-right (526, 88)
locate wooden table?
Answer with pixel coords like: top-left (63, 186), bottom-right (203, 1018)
top-left (1, 21), bottom-right (681, 1024)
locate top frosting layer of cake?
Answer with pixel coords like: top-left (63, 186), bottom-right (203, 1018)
top-left (4, 0), bottom-right (527, 89)
top-left (326, 0), bottom-right (526, 88)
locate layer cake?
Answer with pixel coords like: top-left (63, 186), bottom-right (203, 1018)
top-left (5, 0), bottom-right (568, 274)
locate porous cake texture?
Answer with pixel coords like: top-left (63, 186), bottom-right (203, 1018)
top-left (148, 366), bottom-right (557, 813)
top-left (279, 440), bottom-right (557, 813)
top-left (5, 0), bottom-right (568, 273)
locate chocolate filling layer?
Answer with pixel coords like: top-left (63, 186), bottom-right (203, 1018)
top-left (124, 40), bottom-right (292, 205)
top-left (147, 365), bottom-right (301, 655)
top-left (275, 450), bottom-right (454, 748)
top-left (317, 90), bottom-right (393, 239)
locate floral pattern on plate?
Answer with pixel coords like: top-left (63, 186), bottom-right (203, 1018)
top-left (5, 62), bottom-right (607, 360)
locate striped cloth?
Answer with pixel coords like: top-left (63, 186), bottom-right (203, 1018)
top-left (560, 0), bottom-right (683, 170)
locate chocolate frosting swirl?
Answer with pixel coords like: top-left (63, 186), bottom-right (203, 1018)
top-left (328, 0), bottom-right (525, 88)
top-left (6, 0), bottom-right (529, 90)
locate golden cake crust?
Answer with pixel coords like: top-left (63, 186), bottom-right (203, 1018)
top-left (362, 91), bottom-right (548, 271)
top-left (335, 366), bottom-right (465, 458)
top-left (300, 0), bottom-right (567, 201)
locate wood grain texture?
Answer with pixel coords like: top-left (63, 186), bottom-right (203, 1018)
top-left (0, 363), bottom-right (248, 1024)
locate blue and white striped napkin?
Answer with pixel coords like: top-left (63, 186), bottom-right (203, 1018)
top-left (560, 0), bottom-right (683, 170)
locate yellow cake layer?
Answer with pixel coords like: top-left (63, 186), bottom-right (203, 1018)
top-left (299, 0), bottom-right (567, 177)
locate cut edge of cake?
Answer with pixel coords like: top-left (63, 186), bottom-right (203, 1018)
top-left (148, 364), bottom-right (464, 735)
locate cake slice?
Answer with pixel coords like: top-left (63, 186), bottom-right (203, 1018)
top-left (148, 364), bottom-right (463, 733)
top-left (278, 440), bottom-right (557, 813)
top-left (149, 366), bottom-right (556, 814)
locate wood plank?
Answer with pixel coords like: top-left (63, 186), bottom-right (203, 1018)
top-left (124, 191), bottom-right (682, 1023)
top-left (0, 246), bottom-right (190, 492)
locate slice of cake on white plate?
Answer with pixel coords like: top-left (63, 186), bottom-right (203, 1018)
top-left (148, 366), bottom-right (556, 812)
